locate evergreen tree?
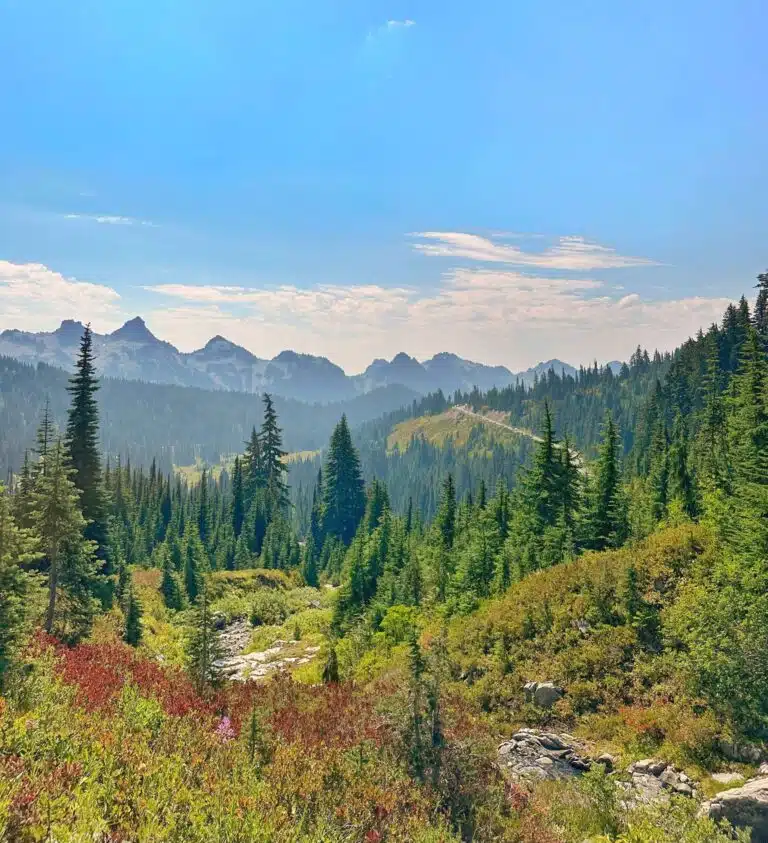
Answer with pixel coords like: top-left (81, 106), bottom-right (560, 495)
top-left (259, 394), bottom-right (289, 511)
top-left (186, 583), bottom-right (222, 693)
top-left (0, 485), bottom-right (37, 690)
top-left (32, 439), bottom-right (99, 642)
top-left (243, 427), bottom-right (263, 501)
top-left (584, 414), bottom-right (626, 550)
top-left (231, 456), bottom-right (245, 537)
top-left (160, 544), bottom-right (186, 610)
top-left (435, 474), bottom-right (457, 551)
top-left (65, 325), bottom-right (109, 555)
top-left (183, 524), bottom-right (208, 603)
top-left (322, 416), bottom-right (365, 545)
top-left (301, 543), bottom-right (319, 587)
top-left (123, 582), bottom-right (143, 646)
top-left (34, 397), bottom-right (55, 471)
top-left (667, 411), bottom-right (697, 518)
top-left (197, 469), bottom-right (211, 546)
top-left (322, 642), bottom-right (339, 684)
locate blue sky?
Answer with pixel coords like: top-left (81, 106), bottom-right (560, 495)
top-left (0, 0), bottom-right (766, 372)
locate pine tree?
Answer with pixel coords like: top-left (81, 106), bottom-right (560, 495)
top-left (584, 413), bottom-right (626, 550)
top-left (123, 582), bottom-right (143, 646)
top-left (667, 411), bottom-right (697, 518)
top-left (34, 397), bottom-right (55, 471)
top-left (183, 524), bottom-right (208, 603)
top-left (159, 544), bottom-right (186, 610)
top-left (435, 474), bottom-right (457, 551)
top-left (65, 325), bottom-right (109, 555)
top-left (32, 439), bottom-right (99, 642)
top-left (243, 427), bottom-right (263, 501)
top-left (301, 543), bottom-right (319, 588)
top-left (647, 418), bottom-right (669, 522)
top-left (0, 485), bottom-right (37, 690)
top-left (259, 394), bottom-right (289, 511)
top-left (231, 457), bottom-right (245, 538)
top-left (322, 416), bottom-right (365, 545)
top-left (197, 469), bottom-right (211, 546)
top-left (322, 642), bottom-right (339, 684)
top-left (186, 583), bottom-right (222, 693)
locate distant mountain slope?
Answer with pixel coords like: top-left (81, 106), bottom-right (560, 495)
top-left (514, 358), bottom-right (577, 386)
top-left (0, 355), bottom-right (419, 476)
top-left (0, 317), bottom-right (557, 403)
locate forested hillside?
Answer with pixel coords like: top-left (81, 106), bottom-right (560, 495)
top-left (0, 356), bottom-right (417, 475)
top-left (3, 277), bottom-right (768, 841)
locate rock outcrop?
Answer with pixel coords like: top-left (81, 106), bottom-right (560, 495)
top-left (625, 758), bottom-right (696, 802)
top-left (498, 729), bottom-right (593, 781)
top-left (702, 776), bottom-right (768, 841)
top-left (523, 681), bottom-right (565, 709)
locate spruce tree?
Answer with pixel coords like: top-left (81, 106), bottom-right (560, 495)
top-left (160, 544), bottom-right (186, 610)
top-left (123, 582), bottom-right (143, 646)
top-left (0, 485), bottom-right (37, 690)
top-left (435, 474), bottom-right (457, 551)
top-left (667, 411), bottom-right (697, 518)
top-left (231, 456), bottom-right (245, 537)
top-left (322, 416), bottom-right (365, 545)
top-left (65, 325), bottom-right (108, 555)
top-left (259, 394), bottom-right (289, 511)
top-left (322, 642), bottom-right (339, 684)
top-left (197, 469), bottom-right (211, 547)
top-left (32, 439), bottom-right (99, 642)
top-left (34, 397), bottom-right (55, 471)
top-left (186, 583), bottom-right (222, 693)
top-left (243, 427), bottom-right (263, 502)
top-left (584, 413), bottom-right (626, 550)
top-left (301, 543), bottom-right (319, 588)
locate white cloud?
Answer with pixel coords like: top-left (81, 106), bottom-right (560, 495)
top-left (411, 231), bottom-right (660, 271)
top-left (0, 261), bottom-right (123, 332)
top-left (144, 269), bottom-right (729, 373)
top-left (387, 19), bottom-right (415, 28)
top-left (64, 213), bottom-right (157, 227)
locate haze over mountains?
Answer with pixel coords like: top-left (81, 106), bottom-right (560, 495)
top-left (0, 318), bottom-right (587, 404)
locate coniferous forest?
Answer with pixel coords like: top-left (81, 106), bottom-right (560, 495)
top-left (4, 278), bottom-right (768, 841)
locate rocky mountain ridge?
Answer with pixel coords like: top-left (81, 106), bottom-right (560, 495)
top-left (0, 317), bottom-right (588, 404)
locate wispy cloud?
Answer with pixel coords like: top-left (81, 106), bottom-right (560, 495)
top-left (0, 261), bottom-right (123, 332)
top-left (386, 19), bottom-right (415, 29)
top-left (144, 265), bottom-right (727, 373)
top-left (411, 231), bottom-right (659, 271)
top-left (64, 213), bottom-right (158, 228)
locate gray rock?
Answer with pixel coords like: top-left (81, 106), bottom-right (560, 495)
top-left (596, 753), bottom-right (616, 771)
top-left (498, 729), bottom-right (591, 782)
top-left (625, 759), bottom-right (696, 806)
top-left (702, 776), bottom-right (768, 841)
top-left (760, 763), bottom-right (768, 776)
top-left (523, 681), bottom-right (565, 709)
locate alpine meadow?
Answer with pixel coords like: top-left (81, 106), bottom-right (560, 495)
top-left (2, 1), bottom-right (768, 841)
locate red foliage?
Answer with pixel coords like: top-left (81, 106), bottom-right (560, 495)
top-left (39, 635), bottom-right (217, 720)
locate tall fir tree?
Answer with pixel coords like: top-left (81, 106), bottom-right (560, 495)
top-left (32, 439), bottom-right (99, 642)
top-left (231, 456), bottom-right (245, 538)
top-left (321, 415), bottom-right (365, 546)
top-left (186, 583), bottom-right (222, 693)
top-left (123, 582), bottom-right (143, 646)
top-left (259, 394), bottom-right (289, 511)
top-left (65, 325), bottom-right (109, 556)
top-left (0, 485), bottom-right (37, 690)
top-left (584, 413), bottom-right (626, 550)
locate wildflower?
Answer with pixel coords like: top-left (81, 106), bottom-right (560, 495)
top-left (216, 716), bottom-right (236, 742)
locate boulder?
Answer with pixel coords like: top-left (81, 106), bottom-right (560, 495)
top-left (624, 759), bottom-right (697, 805)
top-left (712, 772), bottom-right (746, 786)
top-left (702, 776), bottom-right (768, 841)
top-left (524, 681), bottom-right (565, 709)
top-left (498, 729), bottom-right (591, 782)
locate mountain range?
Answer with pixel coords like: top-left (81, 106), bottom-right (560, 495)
top-left (0, 317), bottom-right (586, 404)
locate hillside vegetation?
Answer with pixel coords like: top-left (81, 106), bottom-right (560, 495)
top-left (3, 279), bottom-right (768, 841)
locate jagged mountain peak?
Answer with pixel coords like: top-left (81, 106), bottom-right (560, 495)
top-left (110, 316), bottom-right (161, 344)
top-left (53, 319), bottom-right (87, 343)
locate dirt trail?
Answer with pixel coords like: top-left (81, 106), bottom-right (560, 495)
top-left (453, 405), bottom-right (584, 468)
